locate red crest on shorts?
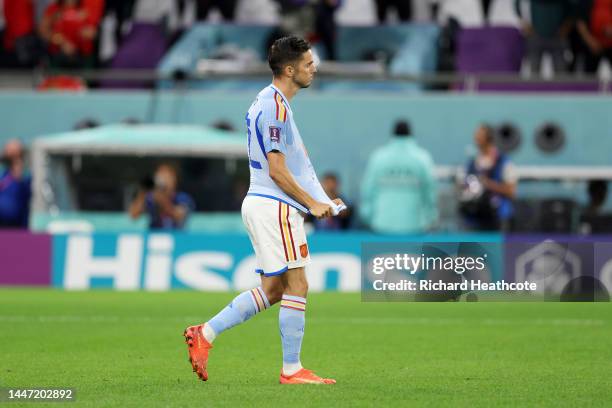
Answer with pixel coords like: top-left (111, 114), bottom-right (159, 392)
top-left (300, 244), bottom-right (309, 258)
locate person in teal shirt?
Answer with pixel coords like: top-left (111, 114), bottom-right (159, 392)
top-left (360, 120), bottom-right (438, 234)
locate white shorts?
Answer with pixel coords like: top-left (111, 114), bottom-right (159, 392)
top-left (242, 195), bottom-right (311, 276)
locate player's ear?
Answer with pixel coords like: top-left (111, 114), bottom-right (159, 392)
top-left (285, 64), bottom-right (295, 78)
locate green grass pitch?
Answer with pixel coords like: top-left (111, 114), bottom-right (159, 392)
top-left (1, 289), bottom-right (611, 407)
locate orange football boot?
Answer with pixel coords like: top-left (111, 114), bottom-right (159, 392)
top-left (184, 324), bottom-right (213, 381)
top-left (279, 368), bottom-right (336, 384)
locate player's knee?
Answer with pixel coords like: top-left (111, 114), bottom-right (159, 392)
top-left (285, 278), bottom-right (308, 297)
top-left (263, 285), bottom-right (284, 305)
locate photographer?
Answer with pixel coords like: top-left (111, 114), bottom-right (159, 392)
top-left (129, 163), bottom-right (194, 230)
top-left (460, 124), bottom-right (517, 231)
top-left (0, 140), bottom-right (32, 228)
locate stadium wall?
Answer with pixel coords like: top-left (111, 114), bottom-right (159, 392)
top-left (1, 92), bottom-right (611, 200)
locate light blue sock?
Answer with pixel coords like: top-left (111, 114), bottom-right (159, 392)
top-left (206, 287), bottom-right (270, 341)
top-left (279, 295), bottom-right (307, 374)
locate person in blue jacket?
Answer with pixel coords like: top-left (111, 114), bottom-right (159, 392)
top-left (0, 140), bottom-right (31, 229)
top-left (463, 124), bottom-right (517, 231)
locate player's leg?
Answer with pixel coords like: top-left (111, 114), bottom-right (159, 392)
top-left (278, 267), bottom-right (336, 384)
top-left (183, 196), bottom-right (280, 381)
top-left (195, 196), bottom-right (279, 345)
top-left (275, 201), bottom-right (334, 383)
top-left (203, 286), bottom-right (272, 343)
top-left (184, 282), bottom-right (275, 381)
top-left (279, 266), bottom-right (308, 376)
top-left (260, 273), bottom-right (285, 305)
top-left (201, 266), bottom-right (286, 342)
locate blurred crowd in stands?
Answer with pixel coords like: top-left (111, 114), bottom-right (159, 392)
top-left (0, 0), bottom-right (610, 76)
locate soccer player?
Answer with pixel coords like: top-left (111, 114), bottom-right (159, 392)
top-left (184, 36), bottom-right (345, 385)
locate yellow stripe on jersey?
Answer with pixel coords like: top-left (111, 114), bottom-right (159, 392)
top-left (275, 92), bottom-right (287, 122)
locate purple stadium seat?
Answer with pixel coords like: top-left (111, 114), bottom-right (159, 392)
top-left (100, 23), bottom-right (168, 89)
top-left (456, 26), bottom-right (524, 74)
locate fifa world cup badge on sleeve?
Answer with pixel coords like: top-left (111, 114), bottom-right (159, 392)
top-left (269, 127), bottom-right (281, 142)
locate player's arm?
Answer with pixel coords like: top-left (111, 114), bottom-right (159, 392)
top-left (268, 151), bottom-right (332, 219)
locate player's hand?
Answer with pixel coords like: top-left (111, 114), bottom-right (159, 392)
top-left (309, 202), bottom-right (333, 219)
top-left (332, 198), bottom-right (347, 212)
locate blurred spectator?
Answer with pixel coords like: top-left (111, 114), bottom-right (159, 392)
top-left (375, 0), bottom-right (412, 23)
top-left (574, 0), bottom-right (612, 73)
top-left (1, 0), bottom-right (43, 67)
top-left (314, 0), bottom-right (341, 60)
top-left (273, 1), bottom-right (315, 41)
top-left (104, 0), bottom-right (135, 45)
top-left (0, 140), bottom-right (31, 228)
top-left (39, 0), bottom-right (103, 68)
top-left (308, 172), bottom-right (352, 230)
top-left (360, 120), bottom-right (437, 234)
top-left (579, 179), bottom-right (612, 234)
top-left (129, 163), bottom-right (195, 230)
top-left (460, 124), bottom-right (517, 231)
top-left (514, 0), bottom-right (574, 76)
top-left (584, 179), bottom-right (608, 216)
top-left (271, 0), bottom-right (340, 60)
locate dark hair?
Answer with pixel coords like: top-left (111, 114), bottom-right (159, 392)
top-left (393, 120), bottom-right (411, 137)
top-left (268, 36), bottom-right (311, 77)
top-left (322, 172), bottom-right (338, 182)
